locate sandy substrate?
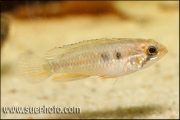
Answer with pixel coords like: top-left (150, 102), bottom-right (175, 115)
top-left (1, 1), bottom-right (179, 119)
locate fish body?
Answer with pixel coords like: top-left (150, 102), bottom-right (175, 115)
top-left (17, 38), bottom-right (168, 83)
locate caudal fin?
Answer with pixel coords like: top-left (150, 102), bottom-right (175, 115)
top-left (17, 53), bottom-right (52, 84)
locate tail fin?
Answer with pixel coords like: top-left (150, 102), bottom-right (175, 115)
top-left (17, 53), bottom-right (52, 84)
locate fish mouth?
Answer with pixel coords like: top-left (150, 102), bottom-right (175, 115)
top-left (162, 47), bottom-right (168, 55)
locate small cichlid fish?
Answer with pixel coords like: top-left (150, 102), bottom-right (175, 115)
top-left (17, 38), bottom-right (168, 83)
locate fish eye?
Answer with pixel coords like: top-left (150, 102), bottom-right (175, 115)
top-left (147, 46), bottom-right (157, 56)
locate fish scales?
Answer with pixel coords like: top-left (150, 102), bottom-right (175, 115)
top-left (17, 38), bottom-right (168, 83)
top-left (55, 42), bottom-right (120, 75)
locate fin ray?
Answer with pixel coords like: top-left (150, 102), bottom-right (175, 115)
top-left (51, 73), bottom-right (89, 82)
top-left (17, 53), bottom-right (52, 84)
top-left (100, 76), bottom-right (117, 80)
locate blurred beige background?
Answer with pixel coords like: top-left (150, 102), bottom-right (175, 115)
top-left (1, 1), bottom-right (179, 119)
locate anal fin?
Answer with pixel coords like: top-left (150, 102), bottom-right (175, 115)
top-left (100, 76), bottom-right (117, 80)
top-left (51, 73), bottom-right (89, 82)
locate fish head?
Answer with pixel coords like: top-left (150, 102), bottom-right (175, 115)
top-left (141, 39), bottom-right (168, 69)
top-left (126, 39), bottom-right (168, 71)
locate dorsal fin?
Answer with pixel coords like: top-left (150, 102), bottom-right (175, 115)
top-left (44, 38), bottom-right (117, 59)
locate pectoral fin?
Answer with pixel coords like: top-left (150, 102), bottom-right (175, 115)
top-left (51, 73), bottom-right (89, 82)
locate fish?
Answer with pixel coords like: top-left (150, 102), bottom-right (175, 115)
top-left (17, 38), bottom-right (168, 84)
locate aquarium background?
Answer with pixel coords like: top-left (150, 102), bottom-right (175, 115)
top-left (1, 1), bottom-right (179, 119)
